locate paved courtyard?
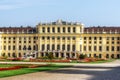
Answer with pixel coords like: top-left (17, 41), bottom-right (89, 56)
top-left (0, 60), bottom-right (120, 80)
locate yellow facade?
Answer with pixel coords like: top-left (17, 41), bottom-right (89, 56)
top-left (0, 20), bottom-right (120, 59)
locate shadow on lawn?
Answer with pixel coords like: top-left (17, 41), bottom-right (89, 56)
top-left (47, 66), bottom-right (120, 80)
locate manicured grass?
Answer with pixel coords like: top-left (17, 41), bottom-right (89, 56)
top-left (0, 64), bottom-right (71, 78)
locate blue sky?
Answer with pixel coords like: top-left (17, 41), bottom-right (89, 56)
top-left (0, 0), bottom-right (120, 27)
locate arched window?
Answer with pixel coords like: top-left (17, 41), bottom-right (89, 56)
top-left (19, 53), bottom-right (21, 57)
top-left (47, 44), bottom-right (50, 50)
top-left (57, 44), bottom-right (60, 50)
top-left (62, 44), bottom-right (65, 51)
top-left (52, 44), bottom-right (55, 50)
top-left (106, 54), bottom-right (109, 58)
top-left (12, 53), bottom-right (16, 58)
top-left (42, 44), bottom-right (45, 51)
top-left (73, 27), bottom-right (76, 33)
top-left (8, 53), bottom-right (10, 57)
top-left (72, 45), bottom-right (76, 51)
top-left (67, 45), bottom-right (70, 51)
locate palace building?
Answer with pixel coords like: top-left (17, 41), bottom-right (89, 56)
top-left (0, 20), bottom-right (120, 59)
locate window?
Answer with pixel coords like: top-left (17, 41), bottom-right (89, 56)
top-left (13, 41), bottom-right (16, 43)
top-left (19, 37), bottom-right (21, 40)
top-left (13, 46), bottom-right (15, 50)
top-left (8, 46), bottom-right (11, 50)
top-left (99, 41), bottom-right (102, 44)
top-left (73, 27), bottom-right (76, 33)
top-left (68, 27), bottom-right (71, 33)
top-left (94, 46), bottom-right (97, 51)
top-left (47, 36), bottom-right (50, 40)
top-left (42, 37), bottom-right (45, 40)
top-left (13, 37), bottom-right (15, 40)
top-left (28, 46), bottom-right (31, 50)
top-left (12, 53), bottom-right (16, 58)
top-left (106, 46), bottom-right (109, 51)
top-left (112, 41), bottom-right (114, 44)
top-left (52, 37), bottom-right (55, 40)
top-left (62, 45), bottom-right (65, 50)
top-left (57, 27), bottom-right (60, 32)
top-left (72, 45), bottom-right (75, 51)
top-left (47, 27), bottom-right (50, 33)
top-left (52, 27), bottom-right (55, 33)
top-left (94, 41), bottom-right (97, 44)
top-left (4, 46), bottom-right (6, 50)
top-left (99, 46), bottom-right (102, 51)
top-left (89, 37), bottom-right (91, 40)
top-left (52, 44), bottom-right (55, 50)
top-left (117, 37), bottom-right (120, 40)
top-left (107, 37), bottom-right (109, 40)
top-left (63, 27), bottom-right (65, 32)
top-left (67, 37), bottom-right (70, 40)
top-left (112, 37), bottom-right (114, 40)
top-left (117, 46), bottom-right (120, 51)
top-left (89, 41), bottom-right (91, 44)
top-left (42, 27), bottom-right (45, 33)
top-left (99, 37), bottom-right (102, 40)
top-left (33, 45), bottom-right (36, 50)
top-left (112, 46), bottom-right (114, 51)
top-left (24, 41), bottom-right (26, 43)
top-left (94, 37), bottom-right (97, 40)
top-left (84, 37), bottom-right (86, 40)
top-left (18, 53), bottom-right (21, 57)
top-left (9, 37), bottom-right (11, 40)
top-left (42, 44), bottom-right (45, 51)
top-left (57, 37), bottom-right (60, 40)
top-left (67, 45), bottom-right (70, 51)
top-left (8, 53), bottom-right (10, 57)
top-left (4, 37), bottom-right (6, 40)
top-left (73, 37), bottom-right (76, 40)
top-left (107, 41), bottom-right (109, 44)
top-left (84, 46), bottom-right (86, 51)
top-left (62, 37), bottom-right (65, 40)
top-left (19, 46), bottom-right (21, 50)
top-left (29, 41), bottom-right (31, 43)
top-left (47, 44), bottom-right (50, 50)
top-left (57, 45), bottom-right (60, 50)
top-left (89, 46), bottom-right (91, 51)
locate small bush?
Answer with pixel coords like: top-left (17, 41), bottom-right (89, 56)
top-left (79, 54), bottom-right (87, 59)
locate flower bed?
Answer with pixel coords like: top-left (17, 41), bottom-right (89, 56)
top-left (7, 58), bottom-right (23, 61)
top-left (0, 66), bottom-right (22, 71)
top-left (30, 59), bottom-right (70, 63)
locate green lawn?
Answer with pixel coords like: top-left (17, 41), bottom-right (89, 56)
top-left (0, 64), bottom-right (71, 78)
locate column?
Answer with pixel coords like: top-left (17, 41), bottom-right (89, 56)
top-left (50, 37), bottom-right (52, 51)
top-left (55, 37), bottom-right (57, 50)
top-left (65, 37), bottom-right (67, 51)
top-left (60, 37), bottom-right (62, 51)
top-left (70, 37), bottom-right (72, 51)
top-left (45, 36), bottom-right (47, 51)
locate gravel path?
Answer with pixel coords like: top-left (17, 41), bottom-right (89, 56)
top-left (0, 60), bottom-right (120, 80)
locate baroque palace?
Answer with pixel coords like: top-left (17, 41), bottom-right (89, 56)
top-left (0, 20), bottom-right (120, 59)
